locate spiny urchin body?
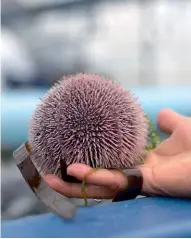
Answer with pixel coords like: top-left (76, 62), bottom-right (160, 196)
top-left (28, 73), bottom-right (148, 177)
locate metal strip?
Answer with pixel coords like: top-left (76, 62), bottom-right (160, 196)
top-left (13, 143), bottom-right (77, 219)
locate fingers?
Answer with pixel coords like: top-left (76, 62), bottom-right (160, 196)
top-left (155, 109), bottom-right (191, 156)
top-left (44, 174), bottom-right (114, 199)
top-left (154, 128), bottom-right (191, 156)
top-left (157, 109), bottom-right (186, 134)
top-left (67, 164), bottom-right (128, 190)
top-left (44, 163), bottom-right (129, 199)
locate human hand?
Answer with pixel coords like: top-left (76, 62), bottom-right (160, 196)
top-left (139, 109), bottom-right (191, 198)
top-left (44, 109), bottom-right (191, 199)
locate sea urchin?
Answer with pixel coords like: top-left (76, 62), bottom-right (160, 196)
top-left (28, 73), bottom-right (148, 177)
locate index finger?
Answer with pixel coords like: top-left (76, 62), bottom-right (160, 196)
top-left (44, 174), bottom-right (115, 199)
top-left (67, 164), bottom-right (128, 190)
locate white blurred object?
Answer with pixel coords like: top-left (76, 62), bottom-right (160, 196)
top-left (87, 1), bottom-right (191, 86)
top-left (1, 0), bottom-right (191, 88)
top-left (1, 28), bottom-right (37, 88)
top-left (24, 11), bottom-right (88, 79)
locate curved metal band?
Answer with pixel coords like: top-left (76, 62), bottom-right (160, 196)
top-left (13, 142), bottom-right (77, 219)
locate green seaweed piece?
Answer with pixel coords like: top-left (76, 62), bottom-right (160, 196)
top-left (145, 115), bottom-right (161, 151)
top-left (81, 168), bottom-right (100, 206)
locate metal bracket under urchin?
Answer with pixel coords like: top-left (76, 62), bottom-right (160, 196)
top-left (13, 142), bottom-right (78, 219)
top-left (13, 142), bottom-right (111, 219)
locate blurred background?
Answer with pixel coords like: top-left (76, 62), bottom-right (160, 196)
top-left (1, 0), bottom-right (191, 221)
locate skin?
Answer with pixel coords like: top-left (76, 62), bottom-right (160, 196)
top-left (44, 109), bottom-right (191, 199)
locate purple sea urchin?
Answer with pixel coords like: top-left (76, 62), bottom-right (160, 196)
top-left (28, 73), bottom-right (148, 177)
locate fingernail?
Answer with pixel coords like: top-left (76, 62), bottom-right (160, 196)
top-left (67, 167), bottom-right (74, 175)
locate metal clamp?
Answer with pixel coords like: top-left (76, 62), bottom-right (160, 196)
top-left (13, 142), bottom-right (77, 219)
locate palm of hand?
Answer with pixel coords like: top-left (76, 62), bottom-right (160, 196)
top-left (140, 110), bottom-right (191, 198)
